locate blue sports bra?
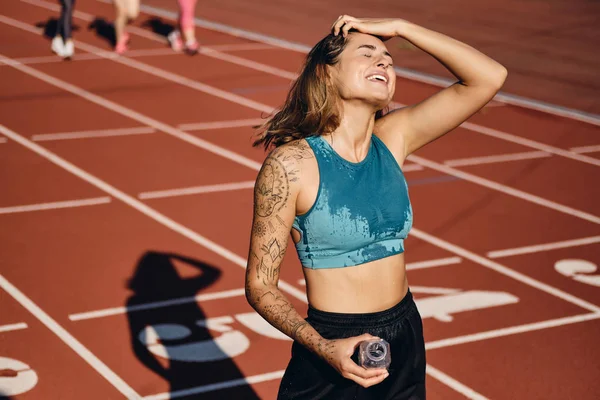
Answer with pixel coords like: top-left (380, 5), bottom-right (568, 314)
top-left (292, 135), bottom-right (413, 269)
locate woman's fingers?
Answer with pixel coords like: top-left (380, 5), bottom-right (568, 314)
top-left (344, 369), bottom-right (389, 388)
top-left (332, 15), bottom-right (358, 36)
top-left (331, 15), bottom-right (344, 31)
top-left (341, 20), bottom-right (360, 37)
top-left (342, 359), bottom-right (387, 380)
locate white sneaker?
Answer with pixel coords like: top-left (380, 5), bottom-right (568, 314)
top-left (51, 36), bottom-right (65, 57)
top-left (63, 40), bottom-right (74, 59)
top-left (167, 29), bottom-right (183, 52)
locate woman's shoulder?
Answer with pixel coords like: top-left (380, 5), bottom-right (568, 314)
top-left (265, 138), bottom-right (316, 167)
top-left (258, 138), bottom-right (318, 189)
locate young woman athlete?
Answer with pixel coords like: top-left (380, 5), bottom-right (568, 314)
top-left (246, 15), bottom-right (507, 399)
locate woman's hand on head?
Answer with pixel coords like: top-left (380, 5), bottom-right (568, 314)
top-left (318, 333), bottom-right (389, 388)
top-left (331, 15), bottom-right (406, 40)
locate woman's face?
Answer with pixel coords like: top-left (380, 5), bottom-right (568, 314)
top-left (330, 33), bottom-right (396, 108)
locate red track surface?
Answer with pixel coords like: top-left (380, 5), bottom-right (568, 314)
top-left (1, 1), bottom-right (599, 399)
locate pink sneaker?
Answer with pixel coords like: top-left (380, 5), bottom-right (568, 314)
top-left (167, 30), bottom-right (183, 52)
top-left (185, 39), bottom-right (199, 55)
top-left (114, 31), bottom-right (131, 54)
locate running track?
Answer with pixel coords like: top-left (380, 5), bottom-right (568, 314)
top-left (0, 0), bottom-right (599, 399)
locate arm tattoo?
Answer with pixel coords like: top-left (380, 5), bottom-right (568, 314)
top-left (253, 220), bottom-right (267, 237)
top-left (246, 141), bottom-right (327, 350)
top-left (255, 156), bottom-right (289, 217)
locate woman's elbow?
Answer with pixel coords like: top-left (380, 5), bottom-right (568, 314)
top-left (245, 277), bottom-right (261, 307)
top-left (488, 64), bottom-right (508, 90)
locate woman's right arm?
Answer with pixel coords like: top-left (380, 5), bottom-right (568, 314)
top-left (245, 142), bottom-right (388, 387)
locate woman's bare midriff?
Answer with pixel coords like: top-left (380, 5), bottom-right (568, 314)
top-left (302, 252), bottom-right (409, 313)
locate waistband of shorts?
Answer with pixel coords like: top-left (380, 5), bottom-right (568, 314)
top-left (307, 289), bottom-right (415, 329)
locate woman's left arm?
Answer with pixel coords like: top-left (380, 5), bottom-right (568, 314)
top-left (334, 16), bottom-right (508, 158)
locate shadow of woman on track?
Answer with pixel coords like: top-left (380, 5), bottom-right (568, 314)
top-left (126, 251), bottom-right (260, 399)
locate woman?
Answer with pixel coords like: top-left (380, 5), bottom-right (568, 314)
top-left (51, 0), bottom-right (75, 59)
top-left (245, 15), bottom-right (507, 399)
top-left (112, 0), bottom-right (139, 54)
top-left (167, 0), bottom-right (200, 55)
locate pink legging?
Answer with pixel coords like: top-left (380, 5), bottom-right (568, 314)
top-left (178, 0), bottom-right (197, 31)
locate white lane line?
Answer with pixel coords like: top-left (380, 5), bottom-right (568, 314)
top-left (143, 370), bottom-right (285, 400)
top-left (408, 154), bottom-right (600, 225)
top-left (570, 144), bottom-right (600, 154)
top-left (30, 119), bottom-right (263, 143)
top-left (410, 286), bottom-right (461, 295)
top-left (491, 91), bottom-right (600, 127)
top-left (0, 137), bottom-right (7, 143)
top-left (406, 257), bottom-right (462, 270)
top-left (178, 118), bottom-right (264, 131)
top-left (425, 364), bottom-right (489, 400)
top-left (139, 181), bottom-right (255, 200)
top-left (127, 0), bottom-right (600, 126)
top-left (487, 236), bottom-right (600, 258)
top-left (200, 47), bottom-right (297, 80)
top-left (461, 121), bottom-right (600, 168)
top-left (0, 48), bottom-right (180, 67)
top-left (0, 197), bottom-right (111, 215)
top-left (0, 274), bottom-right (141, 398)
top-left (443, 145), bottom-right (600, 168)
top-left (0, 54), bottom-right (68, 66)
top-left (0, 48), bottom-right (262, 172)
top-left (400, 163), bottom-right (424, 172)
top-left (426, 312), bottom-right (600, 350)
top-left (444, 150), bottom-right (551, 167)
top-left (410, 228), bottom-right (600, 313)
top-left (69, 288), bottom-right (246, 321)
top-left (32, 127), bottom-right (156, 141)
top-left (0, 322), bottom-right (28, 333)
top-left (0, 45), bottom-right (276, 68)
top-left (207, 43), bottom-right (276, 52)
top-left (0, 124), bottom-right (305, 306)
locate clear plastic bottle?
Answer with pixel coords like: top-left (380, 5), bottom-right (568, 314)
top-left (358, 338), bottom-right (391, 369)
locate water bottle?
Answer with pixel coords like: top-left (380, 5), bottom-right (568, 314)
top-left (358, 338), bottom-right (391, 369)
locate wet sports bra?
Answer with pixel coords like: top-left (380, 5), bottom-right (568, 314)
top-left (292, 135), bottom-right (413, 269)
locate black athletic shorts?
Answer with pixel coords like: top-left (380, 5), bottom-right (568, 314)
top-left (277, 289), bottom-right (426, 400)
